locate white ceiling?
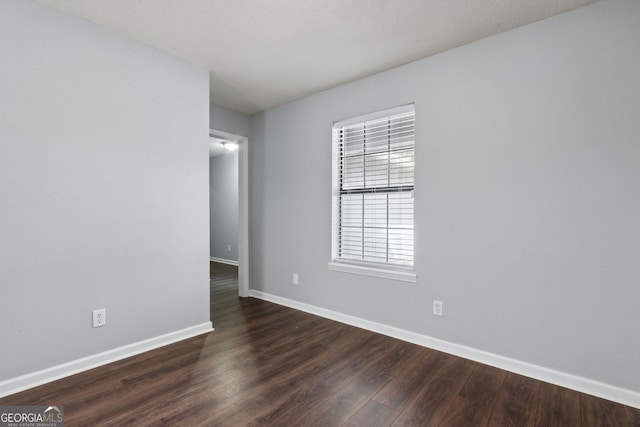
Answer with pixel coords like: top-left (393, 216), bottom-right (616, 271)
top-left (209, 136), bottom-right (240, 158)
top-left (208, 136), bottom-right (229, 158)
top-left (39, 0), bottom-right (597, 115)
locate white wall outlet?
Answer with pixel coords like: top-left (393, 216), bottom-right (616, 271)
top-left (433, 300), bottom-right (443, 317)
top-left (292, 273), bottom-right (299, 285)
top-left (227, 244), bottom-right (231, 252)
top-left (92, 308), bottom-right (107, 328)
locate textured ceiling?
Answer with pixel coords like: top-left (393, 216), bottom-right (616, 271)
top-left (39, 0), bottom-right (597, 114)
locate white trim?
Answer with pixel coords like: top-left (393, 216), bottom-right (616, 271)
top-left (333, 103), bottom-right (415, 127)
top-left (0, 322), bottom-right (213, 398)
top-left (328, 262), bottom-right (417, 283)
top-left (208, 129), bottom-right (242, 142)
top-left (210, 257), bottom-right (239, 266)
top-left (238, 133), bottom-right (250, 298)
top-left (248, 291), bottom-right (640, 409)
top-left (331, 126), bottom-right (340, 262)
top-left (209, 128), bottom-right (249, 298)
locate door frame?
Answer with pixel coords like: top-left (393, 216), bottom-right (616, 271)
top-left (209, 128), bottom-right (249, 297)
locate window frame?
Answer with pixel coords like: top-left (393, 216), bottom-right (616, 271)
top-left (329, 104), bottom-right (417, 283)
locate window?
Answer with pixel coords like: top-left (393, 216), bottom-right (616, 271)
top-left (330, 104), bottom-right (416, 282)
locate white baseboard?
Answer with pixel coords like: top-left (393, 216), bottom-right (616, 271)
top-left (210, 257), bottom-right (239, 266)
top-left (249, 290), bottom-right (640, 409)
top-left (0, 322), bottom-right (213, 398)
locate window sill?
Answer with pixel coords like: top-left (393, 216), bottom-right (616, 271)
top-left (328, 262), bottom-right (417, 283)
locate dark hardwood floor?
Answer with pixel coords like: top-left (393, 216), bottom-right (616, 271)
top-left (1, 262), bottom-right (638, 425)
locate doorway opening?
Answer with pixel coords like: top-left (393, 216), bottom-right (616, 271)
top-left (209, 129), bottom-right (249, 298)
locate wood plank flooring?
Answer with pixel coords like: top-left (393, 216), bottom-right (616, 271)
top-left (1, 262), bottom-right (638, 426)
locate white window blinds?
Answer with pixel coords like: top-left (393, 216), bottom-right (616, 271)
top-left (334, 105), bottom-right (414, 268)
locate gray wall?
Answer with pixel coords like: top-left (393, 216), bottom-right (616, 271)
top-left (210, 103), bottom-right (251, 138)
top-left (250, 0), bottom-right (640, 393)
top-left (210, 152), bottom-right (239, 262)
top-left (0, 0), bottom-right (210, 380)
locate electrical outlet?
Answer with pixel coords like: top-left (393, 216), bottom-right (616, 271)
top-left (292, 273), bottom-right (299, 285)
top-left (433, 300), bottom-right (443, 317)
top-left (92, 308), bottom-right (107, 328)
top-left (227, 244), bottom-right (231, 252)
